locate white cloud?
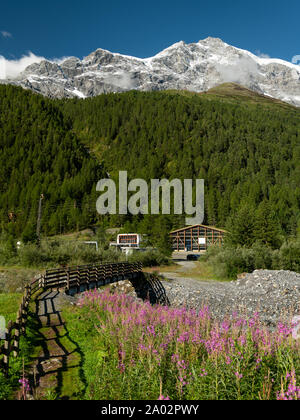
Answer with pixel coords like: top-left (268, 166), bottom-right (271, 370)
top-left (103, 72), bottom-right (137, 90)
top-left (1, 30), bottom-right (12, 38)
top-left (292, 55), bottom-right (300, 65)
top-left (51, 56), bottom-right (73, 64)
top-left (215, 55), bottom-right (259, 86)
top-left (0, 52), bottom-right (77, 79)
top-left (0, 52), bottom-right (45, 79)
top-left (255, 50), bottom-right (270, 59)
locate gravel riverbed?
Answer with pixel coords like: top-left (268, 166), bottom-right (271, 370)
top-left (160, 269), bottom-right (300, 328)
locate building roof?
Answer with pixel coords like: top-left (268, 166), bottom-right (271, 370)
top-left (170, 224), bottom-right (227, 234)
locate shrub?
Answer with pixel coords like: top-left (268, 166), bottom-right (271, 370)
top-left (272, 238), bottom-right (300, 272)
top-left (127, 250), bottom-right (170, 267)
top-left (0, 238), bottom-right (169, 269)
top-left (0, 236), bottom-right (18, 265)
top-left (17, 243), bottom-right (49, 267)
top-left (204, 242), bottom-right (277, 279)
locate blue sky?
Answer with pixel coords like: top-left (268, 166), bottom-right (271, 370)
top-left (0, 0), bottom-right (299, 62)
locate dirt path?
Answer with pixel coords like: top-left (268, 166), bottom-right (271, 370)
top-left (158, 259), bottom-right (226, 290)
top-left (29, 290), bottom-right (85, 400)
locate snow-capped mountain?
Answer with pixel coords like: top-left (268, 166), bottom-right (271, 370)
top-left (2, 37), bottom-right (300, 106)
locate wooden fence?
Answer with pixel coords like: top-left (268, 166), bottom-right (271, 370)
top-left (44, 262), bottom-right (143, 293)
top-left (0, 282), bottom-right (34, 377)
top-left (0, 261), bottom-right (142, 377)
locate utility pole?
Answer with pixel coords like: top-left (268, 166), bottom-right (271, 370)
top-left (74, 200), bottom-right (79, 232)
top-left (36, 194), bottom-right (44, 246)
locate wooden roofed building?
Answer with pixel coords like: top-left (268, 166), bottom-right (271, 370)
top-left (170, 224), bottom-right (226, 253)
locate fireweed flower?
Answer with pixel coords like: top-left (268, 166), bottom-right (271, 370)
top-left (118, 362), bottom-right (125, 373)
top-left (221, 320), bottom-right (230, 333)
top-left (77, 289), bottom-right (299, 400)
top-left (158, 395), bottom-right (170, 400)
top-left (177, 332), bottom-right (190, 343)
top-left (147, 325), bottom-right (156, 336)
top-left (19, 378), bottom-right (30, 393)
top-left (225, 356), bottom-right (232, 365)
top-left (277, 371), bottom-right (300, 400)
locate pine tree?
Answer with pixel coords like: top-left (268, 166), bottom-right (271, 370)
top-left (226, 204), bottom-right (256, 247)
top-left (254, 201), bottom-right (282, 248)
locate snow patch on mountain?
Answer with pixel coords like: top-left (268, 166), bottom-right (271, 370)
top-left (0, 38), bottom-right (299, 106)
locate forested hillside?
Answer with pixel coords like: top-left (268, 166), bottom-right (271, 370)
top-left (0, 84), bottom-right (299, 243)
top-left (60, 87), bottom-right (300, 239)
top-left (0, 85), bottom-right (103, 239)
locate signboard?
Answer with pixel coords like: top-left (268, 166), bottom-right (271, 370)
top-left (198, 238), bottom-right (206, 245)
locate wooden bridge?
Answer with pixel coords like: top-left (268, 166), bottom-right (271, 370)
top-left (43, 261), bottom-right (143, 294)
top-left (0, 261), bottom-right (143, 377)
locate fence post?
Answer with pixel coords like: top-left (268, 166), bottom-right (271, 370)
top-left (87, 266), bottom-right (90, 290)
top-left (3, 320), bottom-right (13, 377)
top-left (95, 265), bottom-right (98, 286)
top-left (24, 286), bottom-right (30, 308)
top-left (66, 268), bottom-right (70, 291)
top-left (103, 265), bottom-right (106, 284)
top-left (100, 265), bottom-right (104, 286)
top-left (77, 266), bottom-right (80, 292)
top-left (109, 264), bottom-right (113, 282)
top-left (13, 312), bottom-right (21, 357)
top-left (38, 275), bottom-right (45, 290)
top-left (21, 299), bottom-right (26, 336)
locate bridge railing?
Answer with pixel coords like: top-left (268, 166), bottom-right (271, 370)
top-left (0, 283), bottom-right (33, 377)
top-left (44, 261), bottom-right (143, 292)
top-left (0, 261), bottom-right (142, 376)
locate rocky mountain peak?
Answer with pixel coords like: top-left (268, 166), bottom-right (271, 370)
top-left (1, 37), bottom-right (299, 106)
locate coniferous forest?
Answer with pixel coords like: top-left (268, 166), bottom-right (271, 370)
top-left (0, 84), bottom-right (299, 245)
top-left (0, 85), bottom-right (103, 240)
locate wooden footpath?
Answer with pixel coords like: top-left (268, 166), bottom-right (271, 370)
top-left (0, 261), bottom-right (142, 377)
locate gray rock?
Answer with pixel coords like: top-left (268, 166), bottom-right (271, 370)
top-left (160, 269), bottom-right (300, 329)
top-left (1, 37), bottom-right (299, 105)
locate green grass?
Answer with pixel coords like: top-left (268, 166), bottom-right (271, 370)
top-left (164, 83), bottom-right (297, 112)
top-left (145, 260), bottom-right (231, 282)
top-left (0, 292), bottom-right (22, 399)
top-left (0, 294), bottom-right (40, 400)
top-left (60, 303), bottom-right (108, 399)
top-left (51, 228), bottom-right (96, 242)
top-left (27, 322), bottom-right (85, 400)
top-left (2, 291), bottom-right (87, 400)
top-left (0, 267), bottom-right (40, 294)
top-left (0, 293), bottom-right (22, 323)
